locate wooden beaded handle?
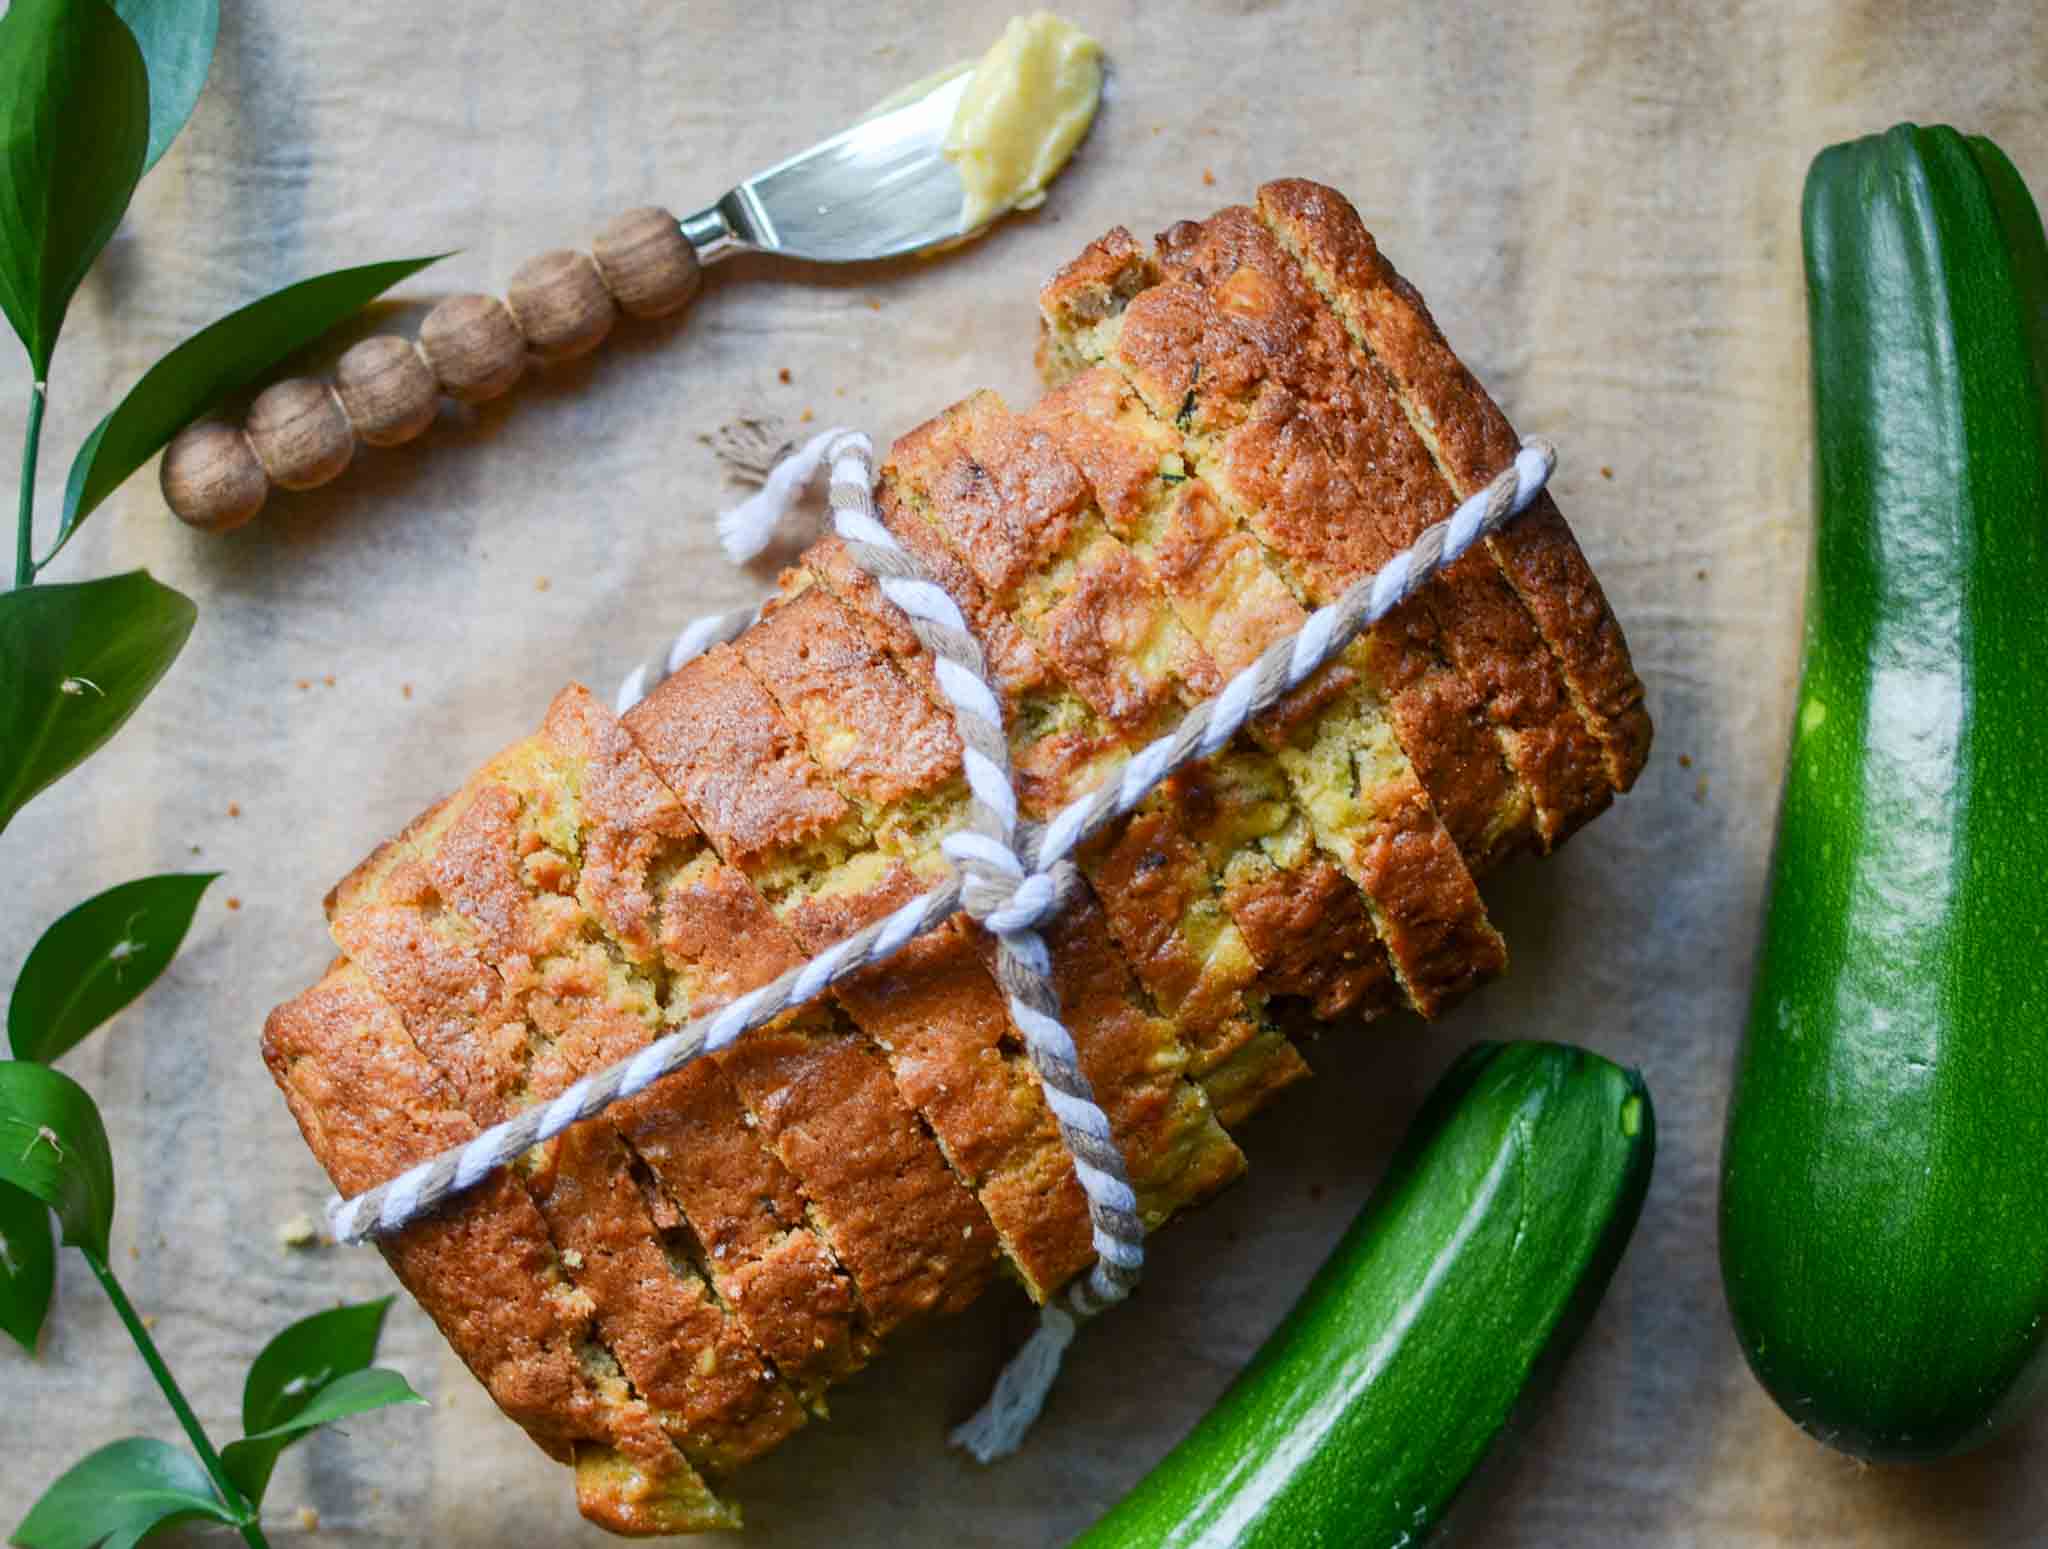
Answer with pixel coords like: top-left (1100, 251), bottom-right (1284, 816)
top-left (160, 207), bottom-right (701, 531)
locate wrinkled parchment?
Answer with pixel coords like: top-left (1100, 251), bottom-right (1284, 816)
top-left (6, 2), bottom-right (2048, 1542)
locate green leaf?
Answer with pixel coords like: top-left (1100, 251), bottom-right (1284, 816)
top-left (9, 873), bottom-right (218, 1064)
top-left (222, 1366), bottom-right (424, 1505)
top-left (0, 571), bottom-right (195, 836)
top-left (13, 1438), bottom-right (235, 1549)
top-left (240, 1295), bottom-right (395, 1435)
top-left (225, 1297), bottom-right (418, 1505)
top-left (0, 0), bottom-right (150, 376)
top-left (55, 253), bottom-right (446, 555)
top-left (109, 0), bottom-right (218, 174)
top-left (0, 1177), bottom-right (55, 1352)
top-left (0, 1061), bottom-right (114, 1260)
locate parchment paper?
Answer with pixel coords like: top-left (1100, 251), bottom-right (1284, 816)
top-left (6, 1), bottom-right (2048, 1542)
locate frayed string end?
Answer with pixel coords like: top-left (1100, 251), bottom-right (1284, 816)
top-left (949, 1302), bottom-right (1080, 1464)
top-left (716, 428), bottom-right (841, 563)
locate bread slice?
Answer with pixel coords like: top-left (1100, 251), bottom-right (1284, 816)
top-left (262, 960), bottom-right (736, 1534)
top-left (620, 649), bottom-right (1005, 1331)
top-left (1254, 179), bottom-right (1652, 802)
top-left (1040, 233), bottom-right (1505, 1017)
top-left (879, 392), bottom-right (1311, 1125)
top-left (323, 716), bottom-right (810, 1475)
top-left (731, 580), bottom-right (1094, 1300)
top-left (1023, 365), bottom-right (1402, 1027)
top-left (815, 470), bottom-right (1254, 1180)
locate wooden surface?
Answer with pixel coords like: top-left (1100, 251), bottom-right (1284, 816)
top-left (4, 1), bottom-right (2047, 1542)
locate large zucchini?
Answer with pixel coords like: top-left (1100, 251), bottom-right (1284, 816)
top-left (1718, 124), bottom-right (2048, 1459)
top-left (1074, 1041), bottom-right (1653, 1547)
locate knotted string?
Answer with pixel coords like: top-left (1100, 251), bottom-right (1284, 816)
top-left (325, 425), bottom-right (1556, 1460)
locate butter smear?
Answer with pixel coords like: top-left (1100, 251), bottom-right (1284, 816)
top-left (942, 13), bottom-right (1104, 231)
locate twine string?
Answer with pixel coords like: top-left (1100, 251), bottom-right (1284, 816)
top-left (323, 425), bottom-right (1555, 1459)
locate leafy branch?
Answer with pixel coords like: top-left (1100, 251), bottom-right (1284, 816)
top-left (0, 1), bottom-right (446, 1542)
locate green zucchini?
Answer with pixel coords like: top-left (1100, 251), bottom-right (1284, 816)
top-left (1719, 124), bottom-right (2048, 1460)
top-left (1075, 1041), bottom-right (1653, 1548)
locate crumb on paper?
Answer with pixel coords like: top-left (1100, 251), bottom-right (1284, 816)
top-left (866, 298), bottom-right (881, 312)
top-left (143, 1315), bottom-right (157, 1331)
top-left (1600, 465), bottom-right (1614, 479)
top-left (189, 844), bottom-right (201, 855)
top-left (799, 408), bottom-right (814, 424)
top-left (402, 682), bottom-right (414, 700)
top-left (322, 675), bottom-right (335, 688)
top-left (277, 1213), bottom-right (320, 1249)
top-left (297, 1506), bottom-right (320, 1532)
top-left (1697, 568), bottom-right (1709, 580)
top-left (226, 897), bottom-right (242, 911)
top-left (1202, 168), bottom-right (1215, 186)
top-left (777, 367), bottom-right (792, 384)
top-left (535, 576), bottom-right (551, 592)
top-left (835, 385), bottom-right (847, 397)
top-left (226, 802), bottom-right (241, 818)
top-left (1695, 776), bottom-right (1710, 801)
top-left (1679, 753), bottom-right (1693, 768)
top-left (129, 1243), bottom-right (139, 1260)
top-left (295, 679), bottom-right (310, 691)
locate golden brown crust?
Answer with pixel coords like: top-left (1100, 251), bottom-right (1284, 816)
top-left (1254, 178), bottom-right (1651, 796)
top-left (884, 400), bottom-right (1306, 1110)
top-left (261, 961), bottom-right (734, 1533)
top-left (809, 484), bottom-right (1252, 1222)
top-left (1041, 282), bottom-right (1503, 1014)
top-left (1159, 204), bottom-right (1615, 852)
top-left (623, 651), bottom-right (1002, 1333)
top-left (736, 586), bottom-right (1094, 1301)
top-left (324, 739), bottom-right (809, 1476)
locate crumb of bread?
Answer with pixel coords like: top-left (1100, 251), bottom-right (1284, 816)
top-left (535, 576), bottom-right (551, 592)
top-left (297, 1506), bottom-right (320, 1532)
top-left (1601, 465), bottom-right (1614, 479)
top-left (278, 1212), bottom-right (320, 1249)
top-left (226, 897), bottom-right (242, 911)
top-left (1679, 754), bottom-right (1693, 768)
top-left (296, 679), bottom-right (310, 691)
top-left (778, 367), bottom-right (792, 384)
top-left (800, 408), bottom-right (814, 424)
top-left (402, 683), bottom-right (413, 700)
top-left (143, 1314), bottom-right (157, 1330)
top-left (323, 675), bottom-right (336, 688)
top-left (227, 802), bottom-right (241, 818)
top-left (1202, 168), bottom-right (1215, 186)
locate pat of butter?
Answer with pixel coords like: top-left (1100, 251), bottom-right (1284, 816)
top-left (942, 13), bottom-right (1104, 231)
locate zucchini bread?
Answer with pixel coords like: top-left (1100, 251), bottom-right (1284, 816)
top-left (262, 181), bottom-right (1648, 1533)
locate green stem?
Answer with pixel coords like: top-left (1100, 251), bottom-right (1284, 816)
top-left (15, 379), bottom-right (45, 588)
top-left (83, 1248), bottom-right (271, 1549)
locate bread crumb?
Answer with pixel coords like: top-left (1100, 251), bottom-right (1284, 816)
top-left (277, 1212), bottom-right (320, 1249)
top-left (1695, 775), bottom-right (1710, 801)
top-left (226, 897), bottom-right (242, 911)
top-left (1679, 754), bottom-right (1693, 768)
top-left (129, 1243), bottom-right (139, 1260)
top-left (297, 1506), bottom-right (320, 1532)
top-left (322, 674), bottom-right (335, 688)
top-left (295, 679), bottom-right (310, 691)
top-left (1697, 568), bottom-right (1709, 581)
top-left (1600, 465), bottom-right (1614, 480)
top-left (402, 682), bottom-right (414, 700)
top-left (866, 298), bottom-right (881, 312)
top-left (777, 367), bottom-right (792, 384)
top-left (226, 802), bottom-right (241, 818)
top-left (1202, 168), bottom-right (1216, 186)
top-left (143, 1315), bottom-right (157, 1331)
top-left (835, 385), bottom-right (847, 397)
top-left (799, 408), bottom-right (814, 424)
top-left (535, 576), bottom-right (551, 592)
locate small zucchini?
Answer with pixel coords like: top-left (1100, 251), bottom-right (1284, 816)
top-left (1075, 1041), bottom-right (1653, 1548)
top-left (1719, 124), bottom-right (2048, 1459)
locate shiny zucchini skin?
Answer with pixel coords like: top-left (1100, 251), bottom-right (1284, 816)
top-left (1074, 1041), bottom-right (1653, 1548)
top-left (1718, 124), bottom-right (2048, 1460)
